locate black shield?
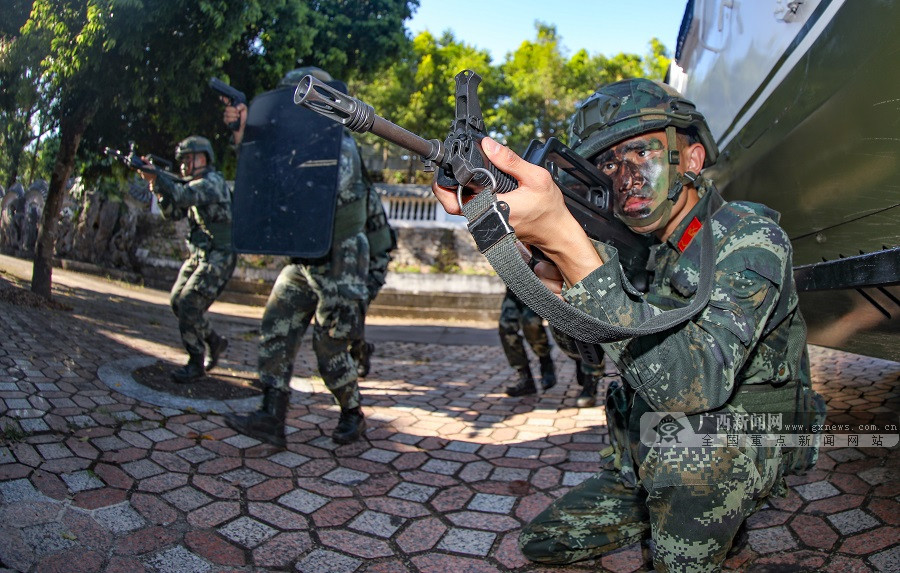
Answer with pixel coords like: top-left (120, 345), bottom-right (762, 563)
top-left (232, 83), bottom-right (346, 257)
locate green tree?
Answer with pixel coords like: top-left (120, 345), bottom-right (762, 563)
top-left (0, 1), bottom-right (52, 188)
top-left (494, 23), bottom-right (572, 152)
top-left (218, 0), bottom-right (417, 101)
top-left (352, 30), bottom-right (499, 180)
top-left (18, 0), bottom-right (262, 298)
top-left (495, 24), bottom-right (667, 153)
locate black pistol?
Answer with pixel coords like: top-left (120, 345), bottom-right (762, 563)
top-left (209, 77), bottom-right (247, 131)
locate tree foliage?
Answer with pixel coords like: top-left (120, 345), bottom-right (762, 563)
top-left (352, 30), bottom-right (498, 179)
top-left (1, 1), bottom-right (669, 297)
top-left (352, 22), bottom-right (670, 169)
top-left (5, 0), bottom-right (417, 298)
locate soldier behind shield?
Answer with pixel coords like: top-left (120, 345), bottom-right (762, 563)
top-left (222, 66), bottom-right (378, 447)
top-left (138, 136), bottom-right (235, 383)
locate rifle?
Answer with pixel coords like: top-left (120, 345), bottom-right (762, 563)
top-left (293, 70), bottom-right (651, 289)
top-left (104, 145), bottom-right (188, 184)
top-left (209, 77), bottom-right (247, 131)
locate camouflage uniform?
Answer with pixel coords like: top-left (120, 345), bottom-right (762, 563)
top-left (498, 288), bottom-right (552, 370)
top-left (350, 185), bottom-right (396, 375)
top-left (257, 132), bottom-right (369, 410)
top-left (520, 182), bottom-right (826, 571)
top-left (154, 169), bottom-right (236, 357)
top-left (362, 185), bottom-right (395, 305)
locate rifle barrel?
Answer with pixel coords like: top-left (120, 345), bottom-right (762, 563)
top-left (294, 76), bottom-right (445, 165)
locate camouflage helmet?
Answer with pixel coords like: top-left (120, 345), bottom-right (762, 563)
top-left (278, 66), bottom-right (333, 88)
top-left (175, 136), bottom-right (215, 166)
top-left (568, 78), bottom-right (718, 167)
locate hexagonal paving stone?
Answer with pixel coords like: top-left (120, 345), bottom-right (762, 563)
top-left (296, 548), bottom-right (361, 573)
top-left (177, 446), bottom-right (217, 464)
top-left (793, 481), bottom-right (840, 501)
top-left (61, 470), bottom-right (104, 492)
top-left (437, 527), bottom-right (497, 556)
top-left (20, 522), bottom-right (78, 556)
top-left (222, 434), bottom-right (262, 449)
top-left (267, 451), bottom-right (310, 468)
top-left (388, 482), bottom-right (437, 503)
top-left (122, 459), bottom-right (165, 479)
top-left (278, 489), bottom-right (329, 514)
top-left (163, 486), bottom-right (213, 512)
top-left (348, 510), bottom-right (405, 538)
top-left (360, 448), bottom-right (400, 463)
top-left (748, 526), bottom-right (797, 554)
top-left (827, 509), bottom-right (880, 535)
top-left (221, 468), bottom-right (267, 487)
top-left (467, 493), bottom-right (516, 514)
top-left (94, 502), bottom-right (147, 533)
top-left (144, 545), bottom-right (211, 573)
top-left (562, 471), bottom-right (593, 487)
top-left (218, 516), bottom-right (278, 548)
top-left (141, 428), bottom-right (179, 443)
top-left (323, 467), bottom-right (370, 486)
top-left (0, 478), bottom-right (50, 503)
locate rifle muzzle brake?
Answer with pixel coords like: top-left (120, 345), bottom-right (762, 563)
top-left (294, 75), bottom-right (445, 170)
top-left (294, 76), bottom-right (375, 133)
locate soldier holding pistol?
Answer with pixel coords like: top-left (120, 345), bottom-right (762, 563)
top-left (222, 67), bottom-right (374, 447)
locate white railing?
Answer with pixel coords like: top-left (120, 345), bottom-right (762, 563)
top-left (377, 189), bottom-right (467, 227)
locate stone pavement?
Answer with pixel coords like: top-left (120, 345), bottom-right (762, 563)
top-left (0, 253), bottom-right (897, 573)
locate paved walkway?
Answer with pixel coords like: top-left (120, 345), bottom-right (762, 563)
top-left (0, 254), bottom-right (897, 573)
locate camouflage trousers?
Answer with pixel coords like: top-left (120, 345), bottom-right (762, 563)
top-left (258, 233), bottom-right (368, 409)
top-left (498, 291), bottom-right (551, 370)
top-left (170, 249), bottom-right (237, 356)
top-left (519, 441), bottom-right (783, 571)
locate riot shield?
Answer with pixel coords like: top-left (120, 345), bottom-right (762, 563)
top-left (232, 82), bottom-right (346, 257)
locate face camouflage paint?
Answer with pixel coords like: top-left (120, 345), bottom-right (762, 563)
top-left (595, 134), bottom-right (673, 226)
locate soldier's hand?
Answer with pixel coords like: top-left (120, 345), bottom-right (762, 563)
top-left (483, 137), bottom-right (603, 286)
top-left (223, 102), bottom-right (248, 145)
top-left (222, 102), bottom-right (246, 126)
top-left (137, 156), bottom-right (156, 185)
top-left (516, 241), bottom-right (565, 299)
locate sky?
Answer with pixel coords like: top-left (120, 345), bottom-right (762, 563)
top-left (406, 0), bottom-right (689, 62)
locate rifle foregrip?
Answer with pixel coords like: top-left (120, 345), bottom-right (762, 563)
top-left (488, 163), bottom-right (518, 193)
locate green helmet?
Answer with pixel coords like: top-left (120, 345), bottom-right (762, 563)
top-left (175, 135), bottom-right (215, 166)
top-left (278, 66), bottom-right (333, 88)
top-left (568, 78), bottom-right (717, 167)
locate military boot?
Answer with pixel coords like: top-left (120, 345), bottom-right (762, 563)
top-left (576, 370), bottom-right (600, 408)
top-left (332, 407), bottom-right (366, 444)
top-left (356, 341), bottom-right (374, 378)
top-left (223, 386), bottom-right (289, 448)
top-left (204, 331), bottom-right (228, 371)
top-left (539, 355), bottom-right (557, 390)
top-left (506, 367), bottom-right (537, 397)
top-left (171, 353), bottom-right (205, 384)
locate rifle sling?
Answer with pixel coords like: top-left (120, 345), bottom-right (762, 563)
top-left (462, 188), bottom-right (716, 365)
